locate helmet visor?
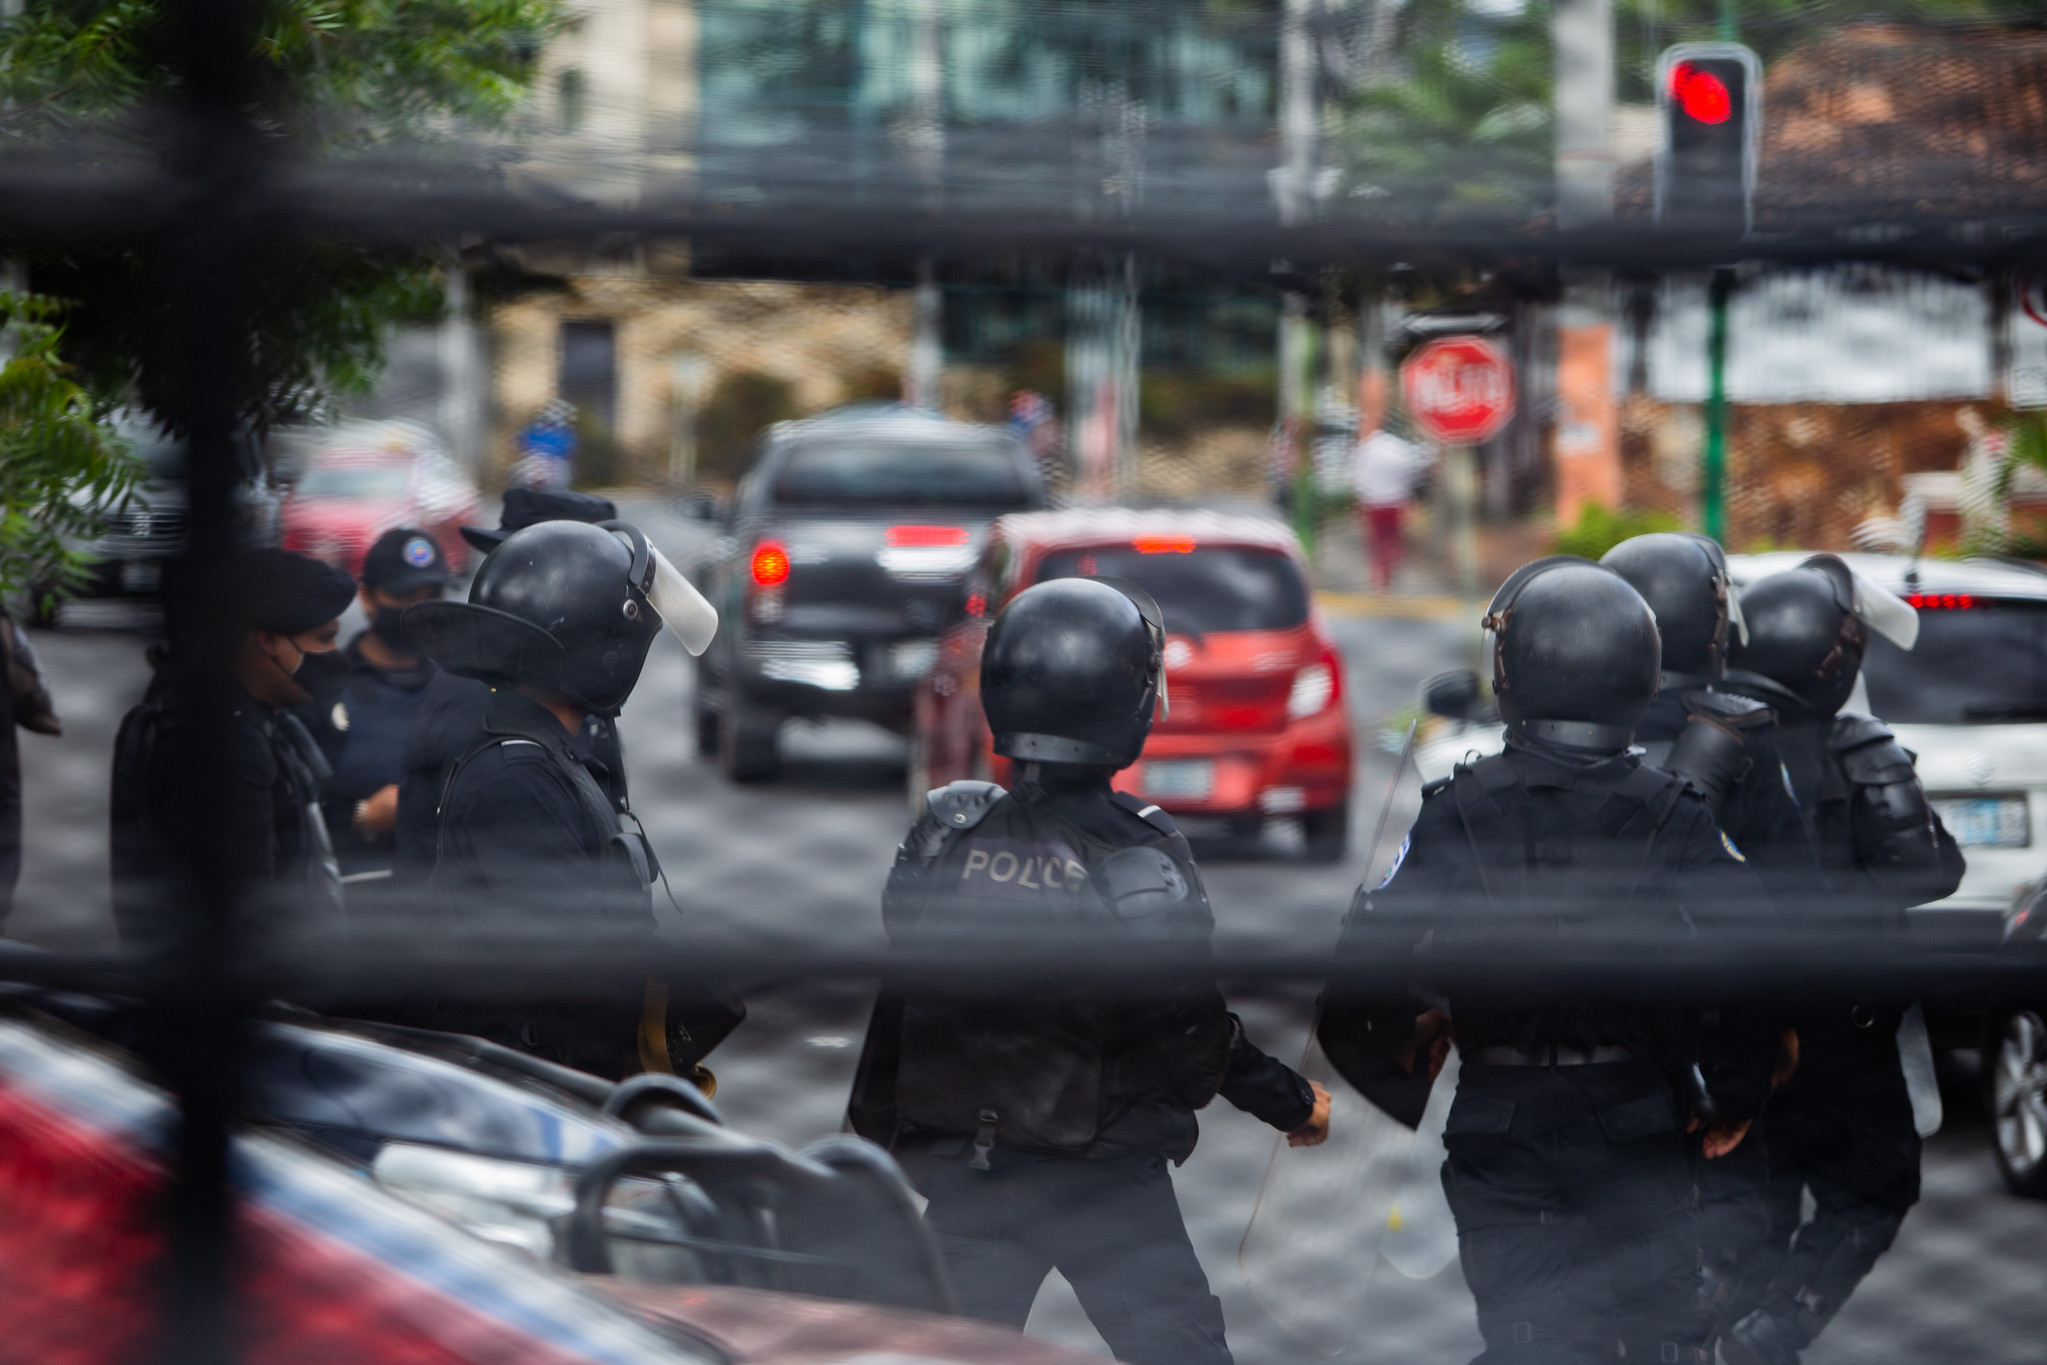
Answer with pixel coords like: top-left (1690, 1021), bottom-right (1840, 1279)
top-left (1087, 575), bottom-right (1168, 720)
top-left (602, 520), bottom-right (720, 656)
top-left (647, 542), bottom-right (720, 656)
top-left (1797, 554), bottom-right (1918, 651)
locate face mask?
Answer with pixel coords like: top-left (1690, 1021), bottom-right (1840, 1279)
top-left (370, 605), bottom-right (415, 652)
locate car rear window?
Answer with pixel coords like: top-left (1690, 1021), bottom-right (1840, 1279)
top-left (1034, 544), bottom-right (1308, 634)
top-left (296, 464), bottom-right (410, 501)
top-left (771, 441), bottom-right (1030, 508)
top-left (1864, 597), bottom-right (2047, 723)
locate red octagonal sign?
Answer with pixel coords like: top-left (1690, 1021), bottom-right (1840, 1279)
top-left (1401, 335), bottom-right (1516, 444)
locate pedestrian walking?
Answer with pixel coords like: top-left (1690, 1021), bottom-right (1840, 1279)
top-left (1353, 425), bottom-right (1431, 591)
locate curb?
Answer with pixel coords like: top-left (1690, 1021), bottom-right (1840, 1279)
top-left (1315, 591), bottom-right (1469, 622)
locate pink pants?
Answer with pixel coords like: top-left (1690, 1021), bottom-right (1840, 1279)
top-left (1364, 503), bottom-right (1405, 590)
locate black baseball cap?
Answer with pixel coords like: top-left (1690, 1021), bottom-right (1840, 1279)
top-left (460, 488), bottom-right (619, 553)
top-left (236, 549), bottom-right (356, 634)
top-left (361, 527), bottom-right (453, 593)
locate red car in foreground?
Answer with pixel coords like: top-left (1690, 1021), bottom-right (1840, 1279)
top-left (912, 509), bottom-right (1355, 859)
top-left (281, 421), bottom-right (479, 577)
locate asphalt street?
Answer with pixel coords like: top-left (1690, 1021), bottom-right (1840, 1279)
top-left (12, 499), bottom-right (2047, 1363)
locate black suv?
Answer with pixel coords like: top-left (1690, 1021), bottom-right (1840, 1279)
top-left (691, 405), bottom-right (1047, 781)
top-left (39, 414), bottom-right (279, 622)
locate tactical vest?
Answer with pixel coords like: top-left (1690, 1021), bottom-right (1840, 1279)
top-left (1443, 752), bottom-right (1694, 1053)
top-left (886, 781), bottom-right (1216, 1158)
top-left (430, 720), bottom-right (655, 925)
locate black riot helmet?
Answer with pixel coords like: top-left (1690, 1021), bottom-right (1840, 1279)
top-left (981, 576), bottom-right (1165, 769)
top-left (1486, 556), bottom-right (1662, 754)
top-left (1599, 531), bottom-right (1744, 682)
top-left (407, 520), bottom-right (718, 716)
top-left (1728, 554), bottom-right (1918, 719)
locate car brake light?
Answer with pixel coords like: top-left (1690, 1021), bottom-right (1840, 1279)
top-left (1133, 535), bottom-right (1196, 554)
top-left (887, 525), bottom-right (969, 547)
top-left (965, 591), bottom-right (986, 617)
top-left (751, 542), bottom-right (790, 587)
top-left (1905, 593), bottom-right (1974, 609)
top-left (1288, 656), bottom-right (1339, 719)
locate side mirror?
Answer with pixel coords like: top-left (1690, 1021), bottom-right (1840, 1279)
top-left (670, 489), bottom-right (725, 523)
top-left (1422, 669), bottom-right (1484, 721)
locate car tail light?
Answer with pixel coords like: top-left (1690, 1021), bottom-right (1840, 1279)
top-left (751, 541), bottom-right (791, 587)
top-left (1288, 654), bottom-right (1340, 720)
top-left (886, 525), bottom-right (969, 547)
top-left (1133, 535), bottom-right (1196, 554)
top-left (1905, 593), bottom-right (1975, 609)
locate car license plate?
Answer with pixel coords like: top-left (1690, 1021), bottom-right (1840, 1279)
top-left (1932, 795), bottom-right (2029, 848)
top-left (1143, 760), bottom-right (1214, 800)
top-left (120, 560), bottom-right (162, 593)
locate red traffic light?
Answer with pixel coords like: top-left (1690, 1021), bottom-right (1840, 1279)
top-left (1670, 61), bottom-right (1732, 124)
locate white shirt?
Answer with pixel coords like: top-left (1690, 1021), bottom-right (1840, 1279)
top-left (1352, 430), bottom-right (1429, 507)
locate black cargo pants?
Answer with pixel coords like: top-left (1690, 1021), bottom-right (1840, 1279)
top-left (1442, 1060), bottom-right (1707, 1365)
top-left (1750, 1036), bottom-right (1919, 1342)
top-left (923, 1147), bottom-right (1232, 1365)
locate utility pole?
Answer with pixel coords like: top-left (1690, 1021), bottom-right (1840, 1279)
top-left (1551, 0), bottom-right (1622, 530)
top-left (1274, 0), bottom-right (1320, 551)
top-left (904, 0), bottom-right (944, 411)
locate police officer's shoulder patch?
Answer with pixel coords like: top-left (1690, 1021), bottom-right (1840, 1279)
top-left (1109, 790), bottom-right (1180, 836)
top-left (1375, 831), bottom-right (1412, 888)
top-left (926, 779), bottom-right (1006, 831)
top-left (1718, 830), bottom-right (1746, 862)
top-left (495, 737), bottom-right (551, 766)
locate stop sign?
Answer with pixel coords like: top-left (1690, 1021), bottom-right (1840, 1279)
top-left (1401, 336), bottom-right (1516, 444)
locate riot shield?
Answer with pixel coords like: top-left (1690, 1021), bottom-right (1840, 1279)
top-left (1238, 724), bottom-right (1442, 1354)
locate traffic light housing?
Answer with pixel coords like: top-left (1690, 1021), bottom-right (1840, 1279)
top-left (1655, 43), bottom-right (1761, 232)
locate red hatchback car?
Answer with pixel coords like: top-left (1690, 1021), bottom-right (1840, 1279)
top-left (281, 421), bottom-right (480, 578)
top-left (911, 509), bottom-right (1355, 859)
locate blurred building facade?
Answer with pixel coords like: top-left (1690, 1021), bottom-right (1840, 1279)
top-left (468, 0), bottom-right (1289, 494)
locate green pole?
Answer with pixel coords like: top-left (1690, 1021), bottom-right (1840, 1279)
top-left (1702, 267), bottom-right (1731, 543)
top-left (1717, 0), bottom-right (1738, 42)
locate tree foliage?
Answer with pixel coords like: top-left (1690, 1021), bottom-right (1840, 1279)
top-left (0, 293), bottom-right (141, 600)
top-left (1332, 0), bottom-right (1553, 223)
top-left (0, 0), bottom-right (563, 426)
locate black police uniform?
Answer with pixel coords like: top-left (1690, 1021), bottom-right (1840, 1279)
top-left (393, 670), bottom-right (626, 881)
top-left (1322, 734), bottom-right (1767, 1365)
top-left (1633, 683), bottom-right (1810, 1327)
top-left (111, 663), bottom-right (345, 955)
top-left (299, 636), bottom-right (437, 877)
top-left (850, 766), bottom-right (1313, 1365)
top-left (1715, 671), bottom-right (1962, 1362)
top-left (428, 688), bottom-right (656, 1077)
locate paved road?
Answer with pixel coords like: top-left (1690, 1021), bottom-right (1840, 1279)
top-left (13, 501), bottom-right (2047, 1363)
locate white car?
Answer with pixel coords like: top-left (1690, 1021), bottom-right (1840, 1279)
top-left (1416, 551), bottom-right (2047, 938)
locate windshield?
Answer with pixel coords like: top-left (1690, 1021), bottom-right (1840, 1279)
top-left (1035, 544), bottom-right (1308, 635)
top-left (771, 440), bottom-right (1029, 508)
top-left (296, 464), bottom-right (411, 501)
top-left (1864, 598), bottom-right (2047, 724)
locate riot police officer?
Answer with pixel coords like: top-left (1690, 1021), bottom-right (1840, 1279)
top-left (1599, 533), bottom-right (1805, 855)
top-left (1714, 555), bottom-right (1962, 1365)
top-left (1600, 532), bottom-right (1809, 1328)
top-left (392, 488), bottom-right (625, 879)
top-left (111, 548), bottom-right (356, 956)
top-left (1319, 557), bottom-right (1771, 1365)
top-left (849, 577), bottom-right (1328, 1365)
top-left (405, 518), bottom-right (724, 1079)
